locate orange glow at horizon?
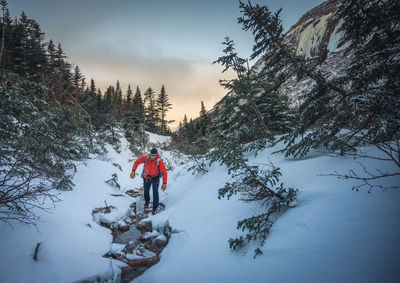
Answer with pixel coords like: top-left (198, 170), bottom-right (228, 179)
top-left (75, 58), bottom-right (235, 130)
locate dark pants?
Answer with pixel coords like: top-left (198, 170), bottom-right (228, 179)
top-left (143, 177), bottom-right (160, 210)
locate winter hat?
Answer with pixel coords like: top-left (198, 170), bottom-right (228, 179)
top-left (150, 148), bottom-right (158, 155)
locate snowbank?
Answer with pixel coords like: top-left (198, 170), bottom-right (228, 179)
top-left (0, 137), bottom-right (148, 282)
top-left (136, 142), bottom-right (400, 283)
top-left (1, 133), bottom-right (399, 283)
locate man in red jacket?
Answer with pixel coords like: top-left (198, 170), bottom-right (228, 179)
top-left (130, 148), bottom-right (167, 215)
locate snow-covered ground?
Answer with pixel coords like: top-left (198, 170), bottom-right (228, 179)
top-left (1, 133), bottom-right (399, 283)
top-left (137, 142), bottom-right (400, 283)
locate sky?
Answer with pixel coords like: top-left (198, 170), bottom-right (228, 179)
top-left (8, 0), bottom-right (324, 129)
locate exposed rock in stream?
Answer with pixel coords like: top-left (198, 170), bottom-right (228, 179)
top-left (91, 187), bottom-right (171, 282)
top-left (113, 226), bottom-right (142, 245)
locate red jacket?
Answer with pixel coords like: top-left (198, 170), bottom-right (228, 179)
top-left (132, 153), bottom-right (167, 184)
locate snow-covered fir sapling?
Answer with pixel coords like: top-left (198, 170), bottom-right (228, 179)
top-left (209, 3), bottom-right (298, 256)
top-left (105, 173), bottom-right (121, 190)
top-left (218, 160), bottom-right (297, 257)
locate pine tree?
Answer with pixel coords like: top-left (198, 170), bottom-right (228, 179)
top-left (55, 43), bottom-right (71, 88)
top-left (199, 101), bottom-right (210, 136)
top-left (204, 1), bottom-right (298, 255)
top-left (104, 85), bottom-right (113, 113)
top-left (89, 78), bottom-right (96, 94)
top-left (131, 86), bottom-right (144, 129)
top-left (0, 7), bottom-right (131, 225)
top-left (24, 20), bottom-right (46, 76)
top-left (12, 12), bottom-right (30, 75)
top-left (215, 36), bottom-right (277, 140)
top-left (0, 0), bottom-right (8, 73)
top-left (125, 84), bottom-right (132, 107)
top-left (199, 101), bottom-right (206, 118)
top-left (73, 65), bottom-right (83, 89)
top-left (0, 2), bottom-right (12, 73)
top-left (183, 114), bottom-right (188, 127)
top-left (87, 78), bottom-right (97, 114)
top-left (46, 39), bottom-right (56, 72)
top-left (337, 0), bottom-right (400, 148)
top-left (122, 86), bottom-right (148, 155)
top-left (236, 0), bottom-right (399, 162)
top-left (115, 80), bottom-right (123, 106)
top-left (211, 36), bottom-right (285, 153)
top-left (143, 87), bottom-right (158, 131)
top-left (96, 88), bottom-right (103, 113)
top-left (0, 74), bottom-right (96, 224)
top-left (80, 77), bottom-right (86, 89)
top-left (236, 0), bottom-right (399, 188)
top-left (156, 84), bottom-right (173, 134)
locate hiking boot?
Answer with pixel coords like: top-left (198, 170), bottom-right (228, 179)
top-left (144, 202), bottom-right (149, 209)
top-left (152, 207), bottom-right (158, 215)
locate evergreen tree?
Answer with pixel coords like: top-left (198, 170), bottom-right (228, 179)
top-left (73, 65), bottom-right (83, 89)
top-left (0, 74), bottom-right (96, 224)
top-left (104, 85), bottom-right (113, 113)
top-left (123, 86), bottom-right (148, 156)
top-left (183, 114), bottom-right (188, 127)
top-left (46, 39), bottom-right (56, 72)
top-left (89, 78), bottom-right (96, 95)
top-left (236, 0), bottom-right (399, 189)
top-left (12, 12), bottom-right (29, 75)
top-left (156, 84), bottom-right (173, 134)
top-left (198, 101), bottom-right (210, 136)
top-left (96, 88), bottom-right (103, 114)
top-left (199, 101), bottom-right (206, 118)
top-left (337, 0), bottom-right (400, 149)
top-left (80, 77), bottom-right (86, 89)
top-left (115, 80), bottom-right (123, 106)
top-left (0, 0), bottom-right (8, 73)
top-left (143, 87), bottom-right (158, 131)
top-left (125, 84), bottom-right (132, 107)
top-left (211, 36), bottom-right (283, 153)
top-left (235, 0), bottom-right (399, 176)
top-left (0, 5), bottom-right (12, 74)
top-left (203, 1), bottom-right (298, 255)
top-left (132, 85), bottom-right (144, 130)
top-left (55, 43), bottom-right (71, 88)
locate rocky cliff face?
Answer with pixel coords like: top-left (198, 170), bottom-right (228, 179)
top-left (253, 0), bottom-right (352, 107)
top-left (284, 0), bottom-right (348, 60)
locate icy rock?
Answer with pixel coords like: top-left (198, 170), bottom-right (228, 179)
top-left (153, 234), bottom-right (168, 248)
top-left (151, 217), bottom-right (170, 235)
top-left (113, 225), bottom-right (142, 245)
top-left (126, 249), bottom-right (156, 261)
top-left (143, 231), bottom-right (160, 240)
top-left (137, 219), bottom-right (153, 232)
top-left (119, 242), bottom-right (159, 268)
top-left (116, 253), bottom-right (159, 268)
top-left (109, 243), bottom-right (126, 255)
top-left (154, 234), bottom-right (167, 243)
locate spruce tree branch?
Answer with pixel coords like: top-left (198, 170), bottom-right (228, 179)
top-left (238, 159), bottom-right (284, 201)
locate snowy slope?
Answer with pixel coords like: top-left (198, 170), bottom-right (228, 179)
top-left (136, 142), bottom-right (400, 283)
top-left (1, 133), bottom-right (399, 283)
top-left (0, 135), bottom-right (173, 283)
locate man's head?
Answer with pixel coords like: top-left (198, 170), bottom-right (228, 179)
top-left (150, 148), bottom-right (158, 160)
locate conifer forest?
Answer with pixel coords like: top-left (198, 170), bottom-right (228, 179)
top-left (1, 0), bottom-right (399, 282)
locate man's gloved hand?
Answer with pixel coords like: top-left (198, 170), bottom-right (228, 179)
top-left (130, 171), bottom-right (135, 179)
top-left (161, 183), bottom-right (167, 191)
